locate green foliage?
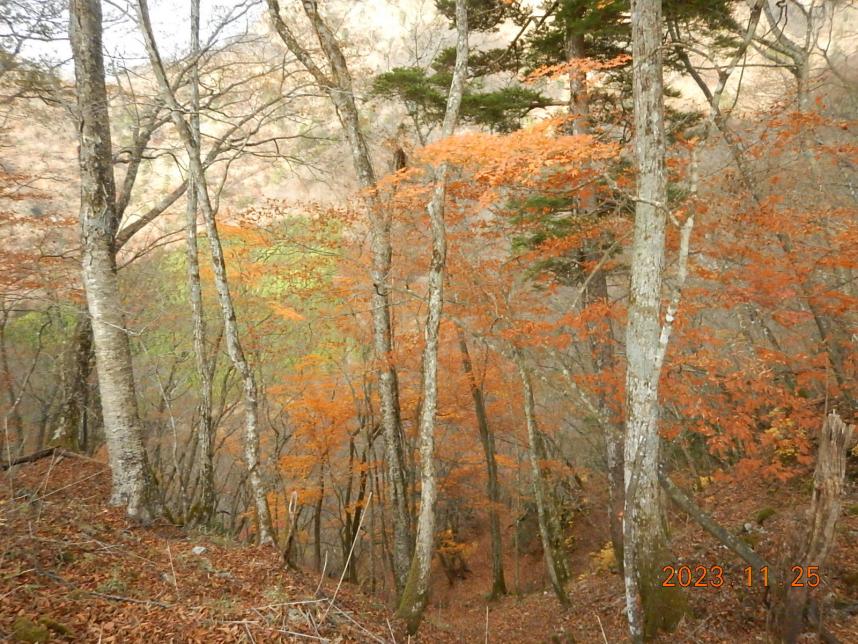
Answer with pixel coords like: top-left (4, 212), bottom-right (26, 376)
top-left (373, 67), bottom-right (551, 133)
top-left (371, 66), bottom-right (446, 122)
top-left (434, 0), bottom-right (529, 32)
top-left (461, 86), bottom-right (553, 132)
top-left (521, 0), bottom-right (740, 70)
top-left (520, 0), bottom-right (628, 71)
top-left (433, 46), bottom-right (513, 77)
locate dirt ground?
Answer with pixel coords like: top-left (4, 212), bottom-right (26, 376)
top-left (2, 453), bottom-right (858, 642)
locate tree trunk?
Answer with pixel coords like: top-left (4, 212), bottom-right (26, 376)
top-left (136, 0), bottom-right (272, 544)
top-left (514, 348), bottom-right (569, 606)
top-left (581, 244), bottom-right (625, 574)
top-left (566, 24), bottom-right (624, 571)
top-left (265, 0), bottom-right (413, 586)
top-left (69, 0), bottom-right (156, 522)
top-left (774, 412), bottom-right (854, 643)
top-left (624, 0), bottom-right (685, 639)
top-left (395, 2), bottom-right (468, 633)
top-left (456, 325), bottom-right (507, 598)
top-left (183, 0), bottom-right (215, 527)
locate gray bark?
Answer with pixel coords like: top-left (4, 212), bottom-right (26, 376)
top-left (396, 1), bottom-right (468, 632)
top-left (184, 0), bottom-right (215, 527)
top-left (136, 0), bottom-right (273, 544)
top-left (69, 0), bottom-right (155, 522)
top-left (266, 0), bottom-right (413, 590)
top-left (624, 0), bottom-right (685, 639)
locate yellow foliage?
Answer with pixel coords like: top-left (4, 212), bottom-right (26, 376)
top-left (590, 542), bottom-right (618, 573)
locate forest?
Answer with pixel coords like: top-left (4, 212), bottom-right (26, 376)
top-left (1, 0), bottom-right (857, 642)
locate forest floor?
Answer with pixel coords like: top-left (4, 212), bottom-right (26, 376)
top-left (2, 453), bottom-right (858, 643)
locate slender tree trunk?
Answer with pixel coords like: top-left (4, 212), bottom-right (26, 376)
top-left (69, 0), bottom-right (156, 522)
top-left (513, 349), bottom-right (569, 606)
top-left (183, 0), bottom-right (216, 527)
top-left (266, 0), bottom-right (413, 587)
top-left (456, 325), bottom-right (507, 598)
top-left (624, 0), bottom-right (685, 639)
top-left (136, 0), bottom-right (272, 544)
top-left (395, 2), bottom-right (468, 633)
top-left (580, 243), bottom-right (625, 573)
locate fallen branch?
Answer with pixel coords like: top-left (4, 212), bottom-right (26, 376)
top-left (2, 447), bottom-right (57, 470)
top-left (2, 447), bottom-right (104, 471)
top-left (657, 467), bottom-right (768, 570)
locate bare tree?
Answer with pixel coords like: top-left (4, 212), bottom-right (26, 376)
top-left (135, 0), bottom-right (274, 545)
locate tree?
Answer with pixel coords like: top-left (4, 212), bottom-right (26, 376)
top-left (395, 0), bottom-right (469, 633)
top-left (266, 0), bottom-right (413, 593)
top-left (182, 0), bottom-right (216, 528)
top-left (135, 0), bottom-right (274, 545)
top-left (622, 0), bottom-right (689, 639)
top-left (69, 0), bottom-right (156, 521)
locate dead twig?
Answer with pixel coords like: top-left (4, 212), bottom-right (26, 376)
top-left (89, 591), bottom-right (172, 608)
top-left (596, 612), bottom-right (609, 644)
top-left (166, 544), bottom-right (179, 596)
